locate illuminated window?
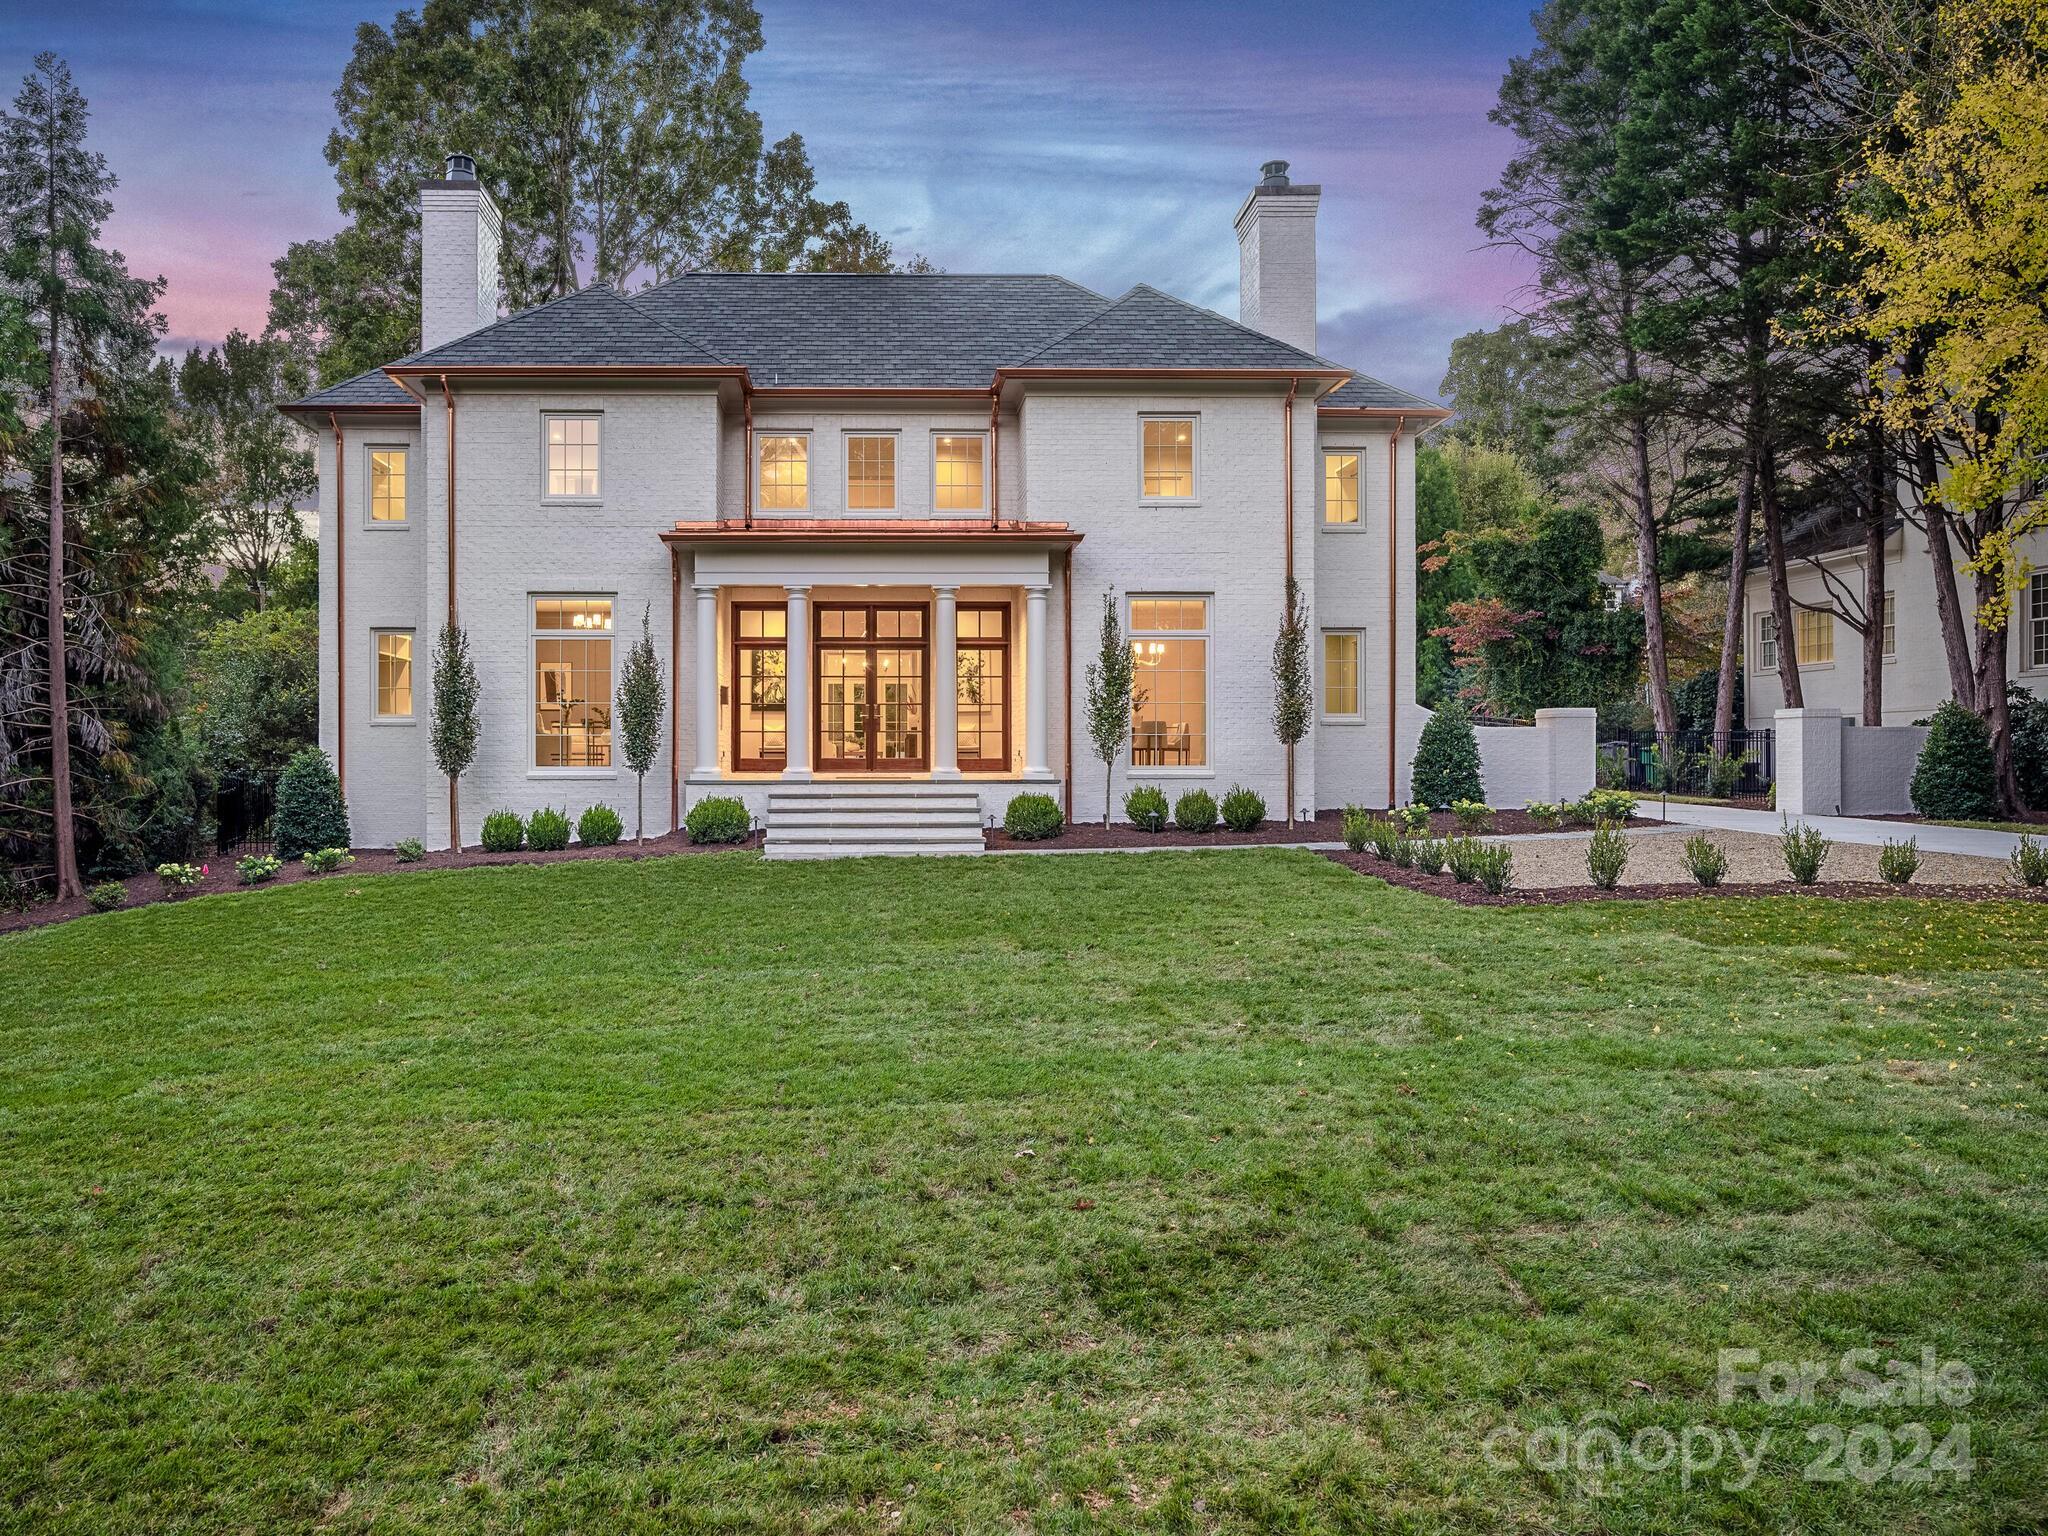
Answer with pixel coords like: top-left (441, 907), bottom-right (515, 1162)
top-left (757, 434), bottom-right (809, 511)
top-left (1322, 632), bottom-right (1361, 718)
top-left (732, 604), bottom-right (788, 770)
top-left (1882, 591), bottom-right (1896, 658)
top-left (957, 604), bottom-right (1010, 770)
top-left (1130, 596), bottom-right (1208, 767)
top-left (1141, 417), bottom-right (1195, 499)
top-left (934, 434), bottom-right (986, 512)
top-left (532, 596), bottom-right (614, 767)
top-left (369, 448), bottom-right (408, 523)
top-left (1323, 452), bottom-right (1359, 524)
top-left (846, 434), bottom-right (896, 511)
top-left (374, 631), bottom-right (413, 718)
top-left (1796, 607), bottom-right (1834, 665)
top-left (543, 415), bottom-right (600, 498)
top-left (1756, 614), bottom-right (1777, 672)
top-left (2028, 573), bottom-right (2047, 670)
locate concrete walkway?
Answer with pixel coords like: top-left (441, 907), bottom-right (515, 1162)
top-left (1648, 800), bottom-right (2032, 860)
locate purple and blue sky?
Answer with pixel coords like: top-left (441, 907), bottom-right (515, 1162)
top-left (4, 0), bottom-right (1539, 396)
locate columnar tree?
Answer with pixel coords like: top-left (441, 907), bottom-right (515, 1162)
top-left (430, 620), bottom-right (479, 849)
top-left (1083, 591), bottom-right (1135, 827)
top-left (615, 605), bottom-right (665, 842)
top-left (1271, 577), bottom-right (1311, 827)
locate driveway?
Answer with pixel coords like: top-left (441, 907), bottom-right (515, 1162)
top-left (1650, 800), bottom-right (2031, 860)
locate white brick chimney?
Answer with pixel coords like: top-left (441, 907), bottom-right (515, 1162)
top-left (419, 152), bottom-right (502, 351)
top-left (1235, 160), bottom-right (1320, 355)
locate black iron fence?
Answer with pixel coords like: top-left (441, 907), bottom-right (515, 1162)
top-left (1598, 728), bottom-right (1775, 799)
top-left (215, 778), bottom-right (276, 858)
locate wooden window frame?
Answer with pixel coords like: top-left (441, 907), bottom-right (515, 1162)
top-left (956, 602), bottom-right (1011, 773)
top-left (812, 601), bottom-right (931, 773)
top-left (729, 602), bottom-right (789, 773)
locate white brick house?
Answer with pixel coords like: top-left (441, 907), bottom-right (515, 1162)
top-left (284, 157), bottom-right (1449, 854)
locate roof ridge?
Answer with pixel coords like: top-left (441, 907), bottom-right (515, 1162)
top-left (1120, 282), bottom-right (1349, 370)
top-left (1005, 286), bottom-right (1137, 366)
top-left (596, 281), bottom-right (734, 365)
top-left (386, 280), bottom-right (732, 370)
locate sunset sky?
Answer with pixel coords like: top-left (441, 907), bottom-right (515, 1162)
top-left (4, 0), bottom-right (1541, 395)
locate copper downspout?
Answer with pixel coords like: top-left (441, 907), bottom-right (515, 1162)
top-left (330, 414), bottom-right (346, 798)
top-left (1387, 414), bottom-right (1407, 807)
top-left (1282, 377), bottom-right (1298, 584)
top-left (742, 393), bottom-right (754, 529)
top-left (989, 390), bottom-right (1002, 528)
top-left (670, 549), bottom-right (682, 831)
top-left (1062, 550), bottom-right (1073, 822)
top-left (443, 375), bottom-right (459, 848)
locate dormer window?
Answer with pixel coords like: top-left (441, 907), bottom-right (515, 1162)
top-left (543, 414), bottom-right (600, 499)
top-left (1141, 417), bottom-right (1196, 499)
top-left (757, 434), bottom-right (810, 512)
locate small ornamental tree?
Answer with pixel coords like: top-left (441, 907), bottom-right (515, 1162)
top-left (1084, 591), bottom-right (1137, 826)
top-left (1910, 699), bottom-right (1998, 821)
top-left (430, 621), bottom-right (481, 849)
top-left (615, 605), bottom-right (666, 842)
top-left (1271, 577), bottom-right (1312, 827)
top-left (273, 746), bottom-right (350, 859)
top-left (1411, 697), bottom-right (1485, 809)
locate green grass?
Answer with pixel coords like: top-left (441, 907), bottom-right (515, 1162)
top-left (1920, 818), bottom-right (2044, 835)
top-left (4, 850), bottom-right (2045, 1533)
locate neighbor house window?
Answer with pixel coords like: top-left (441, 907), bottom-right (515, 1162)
top-left (1796, 607), bottom-right (1834, 666)
top-left (757, 434), bottom-right (809, 511)
top-left (532, 596), bottom-right (614, 768)
top-left (934, 434), bottom-right (986, 512)
top-left (1757, 614), bottom-right (1778, 672)
top-left (1322, 632), bottom-right (1362, 718)
top-left (1882, 591), bottom-right (1897, 658)
top-left (369, 448), bottom-right (408, 523)
top-left (1141, 417), bottom-right (1196, 499)
top-left (1130, 596), bottom-right (1208, 767)
top-left (1323, 452), bottom-right (1359, 524)
top-left (544, 415), bottom-right (600, 498)
top-left (2029, 573), bottom-right (2048, 670)
top-left (373, 630), bottom-right (413, 719)
top-left (846, 434), bottom-right (895, 511)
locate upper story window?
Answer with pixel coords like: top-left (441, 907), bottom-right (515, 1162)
top-left (758, 433), bottom-right (810, 511)
top-left (1322, 632), bottom-right (1362, 718)
top-left (1323, 452), bottom-right (1359, 524)
top-left (533, 596), bottom-right (614, 768)
top-left (544, 415), bottom-right (600, 499)
top-left (374, 631), bottom-right (414, 718)
top-left (1141, 417), bottom-right (1195, 499)
top-left (1882, 591), bottom-right (1897, 658)
top-left (369, 448), bottom-right (408, 523)
top-left (846, 434), bottom-right (896, 511)
top-left (1130, 596), bottom-right (1208, 767)
top-left (1796, 607), bottom-right (1834, 666)
top-left (934, 434), bottom-right (986, 513)
top-left (1756, 613), bottom-right (1778, 673)
top-left (2028, 573), bottom-right (2048, 670)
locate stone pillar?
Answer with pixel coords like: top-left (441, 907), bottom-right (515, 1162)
top-left (1023, 584), bottom-right (1050, 776)
top-left (1533, 707), bottom-right (1599, 802)
top-left (693, 585), bottom-right (719, 777)
top-left (931, 584), bottom-right (960, 779)
top-left (1775, 706), bottom-right (1843, 817)
top-left (782, 585), bottom-right (811, 779)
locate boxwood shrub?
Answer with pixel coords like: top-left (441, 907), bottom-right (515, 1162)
top-left (1173, 788), bottom-right (1218, 833)
top-left (685, 795), bottom-right (751, 844)
top-left (480, 810), bottom-right (524, 853)
top-left (1003, 792), bottom-right (1063, 841)
top-left (1220, 785), bottom-right (1265, 833)
top-left (1123, 784), bottom-right (1169, 832)
top-left (577, 804), bottom-right (624, 847)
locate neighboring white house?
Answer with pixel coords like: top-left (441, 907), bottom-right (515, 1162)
top-left (284, 156), bottom-right (1459, 854)
top-left (1741, 507), bottom-right (2048, 729)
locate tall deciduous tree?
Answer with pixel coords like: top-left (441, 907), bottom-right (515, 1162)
top-left (615, 605), bottom-right (665, 842)
top-left (177, 332), bottom-right (315, 611)
top-left (1083, 592), bottom-right (1134, 828)
top-left (1271, 577), bottom-right (1311, 827)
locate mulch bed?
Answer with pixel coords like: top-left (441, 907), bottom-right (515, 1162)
top-left (0, 829), bottom-right (764, 937)
top-left (986, 807), bottom-right (1657, 851)
top-left (1320, 849), bottom-right (2047, 906)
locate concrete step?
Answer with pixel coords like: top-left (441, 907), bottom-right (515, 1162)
top-left (762, 782), bottom-right (989, 860)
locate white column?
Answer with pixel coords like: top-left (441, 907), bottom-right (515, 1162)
top-left (692, 585), bottom-right (719, 777)
top-left (931, 584), bottom-right (961, 779)
top-left (782, 585), bottom-right (812, 779)
top-left (1023, 583), bottom-right (1050, 776)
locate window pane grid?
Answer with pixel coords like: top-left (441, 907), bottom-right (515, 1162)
top-left (847, 435), bottom-right (895, 510)
top-left (1324, 453), bottom-right (1358, 524)
top-left (370, 449), bottom-right (407, 522)
top-left (1322, 632), bottom-right (1360, 716)
top-left (1758, 615), bottom-right (1777, 671)
top-left (1142, 418), bottom-right (1194, 498)
top-left (935, 436), bottom-right (985, 511)
top-left (2030, 574), bottom-right (2048, 669)
top-left (758, 434), bottom-right (809, 511)
top-left (1882, 592), bottom-right (1896, 658)
top-left (545, 417), bottom-right (599, 498)
top-left (1130, 596), bottom-right (1208, 767)
top-left (1796, 608), bottom-right (1833, 665)
top-left (375, 632), bottom-right (413, 717)
top-left (533, 598), bottom-right (613, 767)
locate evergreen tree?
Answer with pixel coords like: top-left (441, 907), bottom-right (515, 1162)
top-left (1271, 577), bottom-right (1311, 827)
top-left (1411, 699), bottom-right (1485, 809)
top-left (273, 746), bottom-right (351, 859)
top-left (1910, 700), bottom-right (1998, 822)
top-left (1083, 592), bottom-right (1135, 828)
top-left (615, 606), bottom-right (665, 842)
top-left (430, 621), bottom-right (480, 850)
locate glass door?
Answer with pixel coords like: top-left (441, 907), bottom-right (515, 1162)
top-left (814, 604), bottom-right (929, 772)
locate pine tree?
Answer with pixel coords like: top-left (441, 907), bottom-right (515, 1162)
top-left (1083, 592), bottom-right (1135, 828)
top-left (615, 606), bottom-right (665, 842)
top-left (430, 621), bottom-right (480, 849)
top-left (1271, 577), bottom-right (1311, 827)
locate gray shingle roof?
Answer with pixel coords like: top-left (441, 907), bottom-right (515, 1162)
top-left (1320, 373), bottom-right (1445, 412)
top-left (387, 283), bottom-right (730, 370)
top-left (1011, 284), bottom-right (1341, 372)
top-left (630, 272), bottom-right (1109, 387)
top-left (291, 366), bottom-right (416, 410)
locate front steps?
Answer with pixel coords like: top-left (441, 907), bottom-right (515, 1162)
top-left (762, 783), bottom-right (987, 860)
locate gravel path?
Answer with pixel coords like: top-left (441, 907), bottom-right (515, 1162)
top-left (1506, 827), bottom-right (2011, 890)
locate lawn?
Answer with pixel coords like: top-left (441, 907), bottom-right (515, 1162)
top-left (3, 850), bottom-right (2044, 1533)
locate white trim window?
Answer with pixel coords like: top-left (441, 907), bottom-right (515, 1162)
top-left (1882, 591), bottom-right (1897, 658)
top-left (373, 630), bottom-right (414, 719)
top-left (757, 433), bottom-right (811, 512)
top-left (543, 414), bottom-right (601, 500)
top-left (2029, 572), bottom-right (2048, 671)
top-left (367, 447), bottom-right (409, 524)
top-left (933, 432), bottom-right (986, 513)
top-left (1140, 416), bottom-right (1196, 500)
top-left (1756, 613), bottom-right (1778, 673)
top-left (1129, 595), bottom-right (1209, 768)
top-left (845, 433), bottom-right (896, 511)
top-left (1321, 631), bottom-right (1363, 719)
top-left (1323, 451), bottom-right (1359, 525)
top-left (532, 596), bottom-right (615, 769)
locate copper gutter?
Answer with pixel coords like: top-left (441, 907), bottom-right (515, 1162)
top-left (742, 392), bottom-right (754, 530)
top-left (385, 363), bottom-right (743, 384)
top-left (988, 389), bottom-right (1002, 527)
top-left (993, 366), bottom-right (1349, 388)
top-left (1387, 414), bottom-right (1407, 807)
top-left (330, 413), bottom-right (346, 798)
top-left (1062, 551), bottom-right (1073, 821)
top-left (1318, 406), bottom-right (1452, 422)
top-left (670, 548), bottom-right (681, 831)
top-left (442, 376), bottom-right (456, 613)
top-left (661, 522), bottom-right (1082, 547)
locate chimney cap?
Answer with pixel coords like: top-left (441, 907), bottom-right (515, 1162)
top-left (444, 152), bottom-right (477, 182)
top-left (1259, 159), bottom-right (1291, 188)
